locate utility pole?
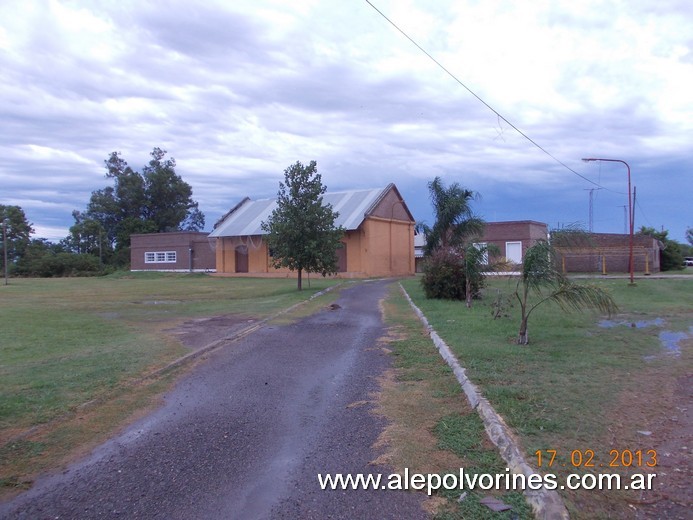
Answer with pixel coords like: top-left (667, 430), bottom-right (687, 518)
top-left (582, 157), bottom-right (635, 284)
top-left (631, 186), bottom-right (636, 235)
top-left (618, 205), bottom-right (627, 234)
top-left (2, 219), bottom-right (8, 286)
top-left (584, 188), bottom-right (602, 232)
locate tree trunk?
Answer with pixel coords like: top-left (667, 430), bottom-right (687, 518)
top-left (517, 316), bottom-right (529, 345)
top-left (297, 268), bottom-right (303, 291)
top-left (465, 277), bottom-right (472, 308)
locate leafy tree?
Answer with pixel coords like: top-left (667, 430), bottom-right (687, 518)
top-left (62, 210), bottom-right (111, 260)
top-left (142, 148), bottom-right (205, 233)
top-left (261, 160), bottom-right (344, 290)
top-left (687, 227), bottom-right (692, 246)
top-left (637, 226), bottom-right (684, 271)
top-left (14, 238), bottom-right (96, 277)
top-left (79, 148), bottom-right (205, 262)
top-left (15, 245), bottom-right (101, 277)
top-left (0, 205), bottom-right (34, 273)
top-left (420, 177), bottom-right (488, 304)
top-left (514, 238), bottom-right (618, 345)
top-left (422, 176), bottom-right (484, 254)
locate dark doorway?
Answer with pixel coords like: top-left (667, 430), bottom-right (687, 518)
top-left (336, 243), bottom-right (347, 272)
top-left (235, 245), bottom-right (249, 273)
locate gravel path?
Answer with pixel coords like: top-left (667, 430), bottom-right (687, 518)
top-left (0, 279), bottom-right (427, 520)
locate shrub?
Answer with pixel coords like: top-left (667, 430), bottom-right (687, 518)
top-left (421, 248), bottom-right (481, 300)
top-left (15, 252), bottom-right (102, 277)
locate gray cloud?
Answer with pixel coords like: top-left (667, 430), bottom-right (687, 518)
top-left (0, 0), bottom-right (691, 242)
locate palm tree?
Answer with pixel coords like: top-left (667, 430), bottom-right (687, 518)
top-left (514, 239), bottom-right (618, 345)
top-left (423, 177), bottom-right (484, 254)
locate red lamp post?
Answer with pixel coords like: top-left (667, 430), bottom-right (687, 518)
top-left (582, 158), bottom-right (634, 284)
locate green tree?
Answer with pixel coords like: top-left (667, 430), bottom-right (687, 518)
top-left (420, 177), bottom-right (487, 303)
top-left (142, 148), bottom-right (205, 232)
top-left (261, 160), bottom-right (344, 290)
top-left (423, 176), bottom-right (484, 254)
top-left (1, 205), bottom-right (34, 273)
top-left (514, 238), bottom-right (618, 345)
top-left (637, 226), bottom-right (684, 271)
top-left (80, 148), bottom-right (205, 262)
top-left (63, 211), bottom-right (111, 261)
top-left (687, 227), bottom-right (692, 246)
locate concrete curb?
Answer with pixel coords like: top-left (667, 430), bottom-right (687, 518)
top-left (398, 283), bottom-right (570, 520)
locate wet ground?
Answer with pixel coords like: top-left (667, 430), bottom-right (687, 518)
top-left (0, 280), bottom-right (426, 520)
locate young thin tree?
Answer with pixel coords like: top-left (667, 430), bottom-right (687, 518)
top-left (462, 242), bottom-right (505, 308)
top-left (514, 239), bottom-right (618, 345)
top-left (261, 161), bottom-right (344, 290)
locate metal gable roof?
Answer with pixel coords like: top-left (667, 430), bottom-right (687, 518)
top-left (209, 187), bottom-right (391, 238)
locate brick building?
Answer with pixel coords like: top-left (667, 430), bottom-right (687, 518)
top-left (130, 231), bottom-right (216, 272)
top-left (481, 221), bottom-right (549, 265)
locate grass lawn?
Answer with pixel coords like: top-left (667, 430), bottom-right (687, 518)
top-left (397, 276), bottom-right (692, 518)
top-left (0, 272), bottom-right (341, 494)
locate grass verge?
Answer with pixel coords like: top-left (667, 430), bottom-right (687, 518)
top-left (399, 276), bottom-right (692, 518)
top-left (376, 285), bottom-right (533, 519)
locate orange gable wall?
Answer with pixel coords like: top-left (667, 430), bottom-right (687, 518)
top-left (361, 218), bottom-right (414, 276)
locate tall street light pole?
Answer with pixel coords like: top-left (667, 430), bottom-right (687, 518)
top-left (582, 158), bottom-right (634, 284)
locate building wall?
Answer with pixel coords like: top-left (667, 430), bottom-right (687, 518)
top-left (131, 232), bottom-right (216, 272)
top-left (369, 189), bottom-right (411, 221)
top-left (213, 219), bottom-right (414, 278)
top-left (482, 221), bottom-right (548, 264)
top-left (342, 229), bottom-right (363, 274)
top-left (554, 234), bottom-right (661, 274)
top-left (215, 236), bottom-right (274, 274)
top-left (362, 218), bottom-right (414, 276)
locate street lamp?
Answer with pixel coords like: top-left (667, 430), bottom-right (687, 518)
top-left (581, 158), bottom-right (634, 284)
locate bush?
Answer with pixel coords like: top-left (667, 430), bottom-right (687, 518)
top-left (15, 252), bottom-right (102, 277)
top-left (421, 248), bottom-right (480, 300)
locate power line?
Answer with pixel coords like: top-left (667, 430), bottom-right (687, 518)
top-left (364, 0), bottom-right (616, 192)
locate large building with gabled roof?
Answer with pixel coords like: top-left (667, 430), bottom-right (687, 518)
top-left (208, 183), bottom-right (415, 278)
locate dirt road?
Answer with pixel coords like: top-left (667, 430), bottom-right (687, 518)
top-left (0, 280), bottom-right (426, 519)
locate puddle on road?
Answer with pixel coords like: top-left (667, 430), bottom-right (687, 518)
top-left (598, 318), bottom-right (691, 359)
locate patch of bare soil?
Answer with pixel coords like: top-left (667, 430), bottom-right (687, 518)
top-left (572, 362), bottom-right (692, 519)
top-left (635, 373), bottom-right (692, 519)
top-left (166, 314), bottom-right (259, 350)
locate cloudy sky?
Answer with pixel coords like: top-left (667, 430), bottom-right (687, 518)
top-left (1, 0), bottom-right (691, 243)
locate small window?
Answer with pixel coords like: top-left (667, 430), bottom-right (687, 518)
top-left (145, 251), bottom-right (177, 263)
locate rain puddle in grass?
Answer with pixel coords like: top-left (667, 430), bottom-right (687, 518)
top-left (598, 318), bottom-right (665, 329)
top-left (134, 300), bottom-right (181, 305)
top-left (598, 318), bottom-right (692, 359)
